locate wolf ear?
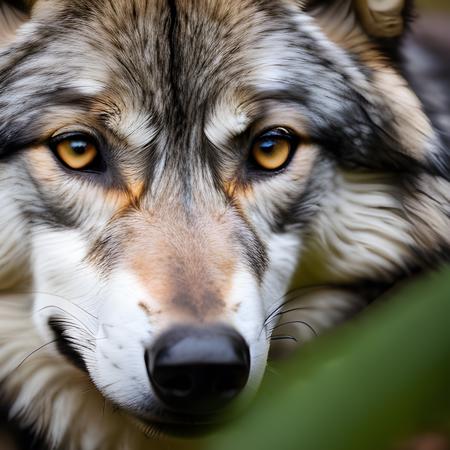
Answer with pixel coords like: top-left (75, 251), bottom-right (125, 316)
top-left (0, 1), bottom-right (35, 47)
top-left (304, 0), bottom-right (412, 53)
top-left (353, 0), bottom-right (408, 38)
top-left (305, 0), bottom-right (449, 180)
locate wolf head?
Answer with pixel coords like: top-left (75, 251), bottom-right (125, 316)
top-left (0, 0), bottom-right (448, 444)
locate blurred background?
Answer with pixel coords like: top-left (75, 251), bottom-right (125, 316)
top-left (412, 0), bottom-right (449, 39)
top-left (417, 0), bottom-right (449, 9)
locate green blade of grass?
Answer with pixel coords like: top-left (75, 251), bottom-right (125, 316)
top-left (207, 268), bottom-right (450, 450)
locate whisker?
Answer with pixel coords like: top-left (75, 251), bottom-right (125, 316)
top-left (271, 335), bottom-right (298, 342)
top-left (38, 305), bottom-right (95, 335)
top-left (271, 319), bottom-right (318, 337)
top-left (265, 306), bottom-right (319, 330)
top-left (262, 306), bottom-right (319, 339)
top-left (263, 284), bottom-right (329, 326)
top-left (13, 290), bottom-right (99, 320)
top-left (12, 338), bottom-right (60, 373)
top-left (260, 285), bottom-right (331, 338)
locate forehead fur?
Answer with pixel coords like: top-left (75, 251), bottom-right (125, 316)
top-left (0, 3), bottom-right (351, 134)
top-left (0, 0), bottom-right (442, 182)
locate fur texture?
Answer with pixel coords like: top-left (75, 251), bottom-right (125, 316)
top-left (0, 0), bottom-right (448, 449)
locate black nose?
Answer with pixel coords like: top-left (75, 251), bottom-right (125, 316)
top-left (145, 325), bottom-right (250, 415)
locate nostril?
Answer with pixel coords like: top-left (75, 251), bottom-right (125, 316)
top-left (145, 325), bottom-right (250, 415)
top-left (154, 368), bottom-right (194, 397)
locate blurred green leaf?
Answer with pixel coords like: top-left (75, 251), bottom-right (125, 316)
top-left (206, 268), bottom-right (450, 450)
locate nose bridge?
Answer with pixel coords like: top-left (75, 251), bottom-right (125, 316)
top-left (126, 203), bottom-right (238, 320)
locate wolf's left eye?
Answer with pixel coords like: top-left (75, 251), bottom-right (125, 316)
top-left (49, 133), bottom-right (103, 172)
top-left (250, 128), bottom-right (298, 172)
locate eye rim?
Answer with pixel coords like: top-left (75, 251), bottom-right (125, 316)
top-left (48, 131), bottom-right (106, 173)
top-left (247, 127), bottom-right (300, 174)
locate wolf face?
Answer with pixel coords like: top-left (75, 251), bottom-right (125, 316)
top-left (0, 0), bottom-right (448, 448)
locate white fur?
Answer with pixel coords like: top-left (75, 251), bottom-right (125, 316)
top-left (0, 296), bottom-right (149, 450)
top-left (109, 109), bottom-right (158, 150)
top-left (298, 169), bottom-right (415, 283)
top-left (205, 96), bottom-right (249, 150)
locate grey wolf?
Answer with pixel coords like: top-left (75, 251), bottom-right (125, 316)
top-left (0, 0), bottom-right (448, 449)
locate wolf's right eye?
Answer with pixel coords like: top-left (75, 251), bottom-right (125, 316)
top-left (249, 128), bottom-right (298, 172)
top-left (49, 133), bottom-right (104, 172)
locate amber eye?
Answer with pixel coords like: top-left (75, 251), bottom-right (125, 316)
top-left (50, 133), bottom-right (101, 171)
top-left (250, 128), bottom-right (298, 171)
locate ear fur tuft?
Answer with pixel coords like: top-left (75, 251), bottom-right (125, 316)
top-left (354, 0), bottom-right (406, 38)
top-left (304, 0), bottom-right (415, 42)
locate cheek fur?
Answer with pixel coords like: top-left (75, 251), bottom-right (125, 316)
top-left (31, 228), bottom-right (101, 340)
top-left (0, 163), bottom-right (32, 289)
top-left (294, 169), bottom-right (416, 285)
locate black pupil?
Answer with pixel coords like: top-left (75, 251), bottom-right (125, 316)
top-left (259, 138), bottom-right (279, 154)
top-left (70, 140), bottom-right (89, 155)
